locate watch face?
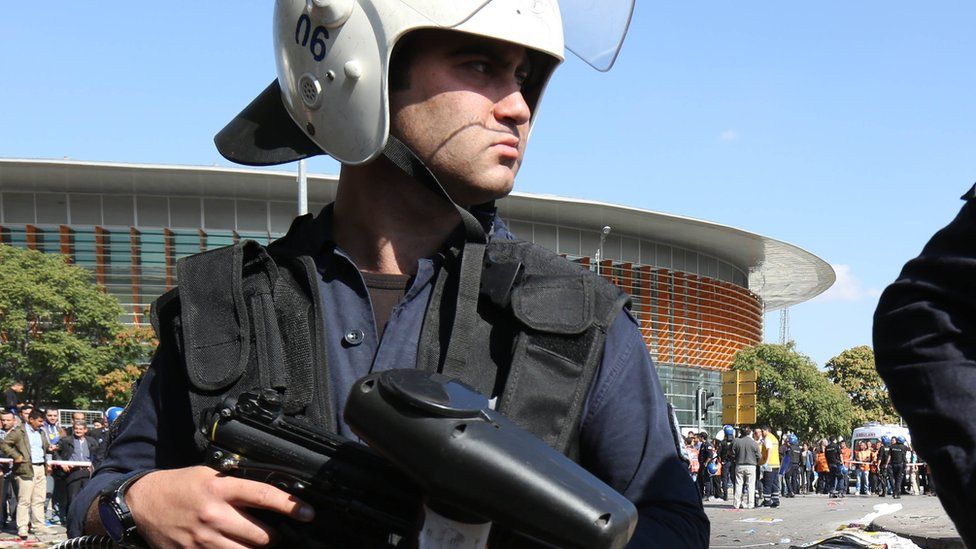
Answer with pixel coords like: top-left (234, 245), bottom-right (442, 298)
top-left (98, 500), bottom-right (125, 540)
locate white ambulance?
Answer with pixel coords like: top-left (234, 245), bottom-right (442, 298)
top-left (851, 422), bottom-right (912, 449)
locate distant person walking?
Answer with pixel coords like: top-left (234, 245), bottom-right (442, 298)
top-left (0, 409), bottom-right (51, 540)
top-left (732, 427), bottom-right (761, 509)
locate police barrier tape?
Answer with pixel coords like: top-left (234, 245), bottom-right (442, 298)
top-left (846, 460), bottom-right (926, 467)
top-left (0, 457), bottom-right (92, 467)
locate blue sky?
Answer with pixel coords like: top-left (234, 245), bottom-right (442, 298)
top-left (1, 2), bottom-right (974, 366)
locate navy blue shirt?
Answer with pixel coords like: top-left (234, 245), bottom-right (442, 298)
top-left (70, 206), bottom-right (707, 547)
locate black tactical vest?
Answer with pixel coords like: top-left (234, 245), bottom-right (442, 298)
top-left (151, 222), bottom-right (631, 461)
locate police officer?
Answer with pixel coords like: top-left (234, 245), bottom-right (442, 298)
top-left (876, 436), bottom-right (891, 497)
top-left (67, 1), bottom-right (709, 547)
top-left (874, 187), bottom-right (976, 546)
top-left (719, 425), bottom-right (736, 500)
top-left (888, 436), bottom-right (908, 499)
top-left (784, 435), bottom-right (802, 498)
top-left (824, 438), bottom-right (843, 498)
top-left (697, 432), bottom-right (715, 500)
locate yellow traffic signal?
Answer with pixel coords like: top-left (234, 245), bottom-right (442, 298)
top-left (721, 370), bottom-right (758, 425)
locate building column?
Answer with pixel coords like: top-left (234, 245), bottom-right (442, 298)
top-left (164, 228), bottom-right (175, 290)
top-left (59, 225), bottom-right (74, 263)
top-left (130, 228), bottom-right (141, 324)
top-left (25, 225), bottom-right (40, 250)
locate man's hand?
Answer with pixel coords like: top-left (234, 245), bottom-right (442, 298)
top-left (125, 466), bottom-right (314, 549)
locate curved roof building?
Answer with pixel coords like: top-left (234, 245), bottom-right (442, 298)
top-left (0, 158), bottom-right (834, 431)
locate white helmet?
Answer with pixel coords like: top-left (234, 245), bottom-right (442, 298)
top-left (216, 0), bottom-right (634, 166)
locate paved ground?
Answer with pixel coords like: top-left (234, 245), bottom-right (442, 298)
top-left (705, 492), bottom-right (958, 548)
top-left (0, 495), bottom-right (956, 547)
top-left (0, 524), bottom-right (67, 548)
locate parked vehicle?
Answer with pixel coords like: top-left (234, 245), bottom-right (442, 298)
top-left (851, 423), bottom-right (911, 449)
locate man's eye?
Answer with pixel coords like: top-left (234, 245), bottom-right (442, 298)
top-left (469, 61), bottom-right (490, 74)
top-left (515, 71), bottom-right (529, 88)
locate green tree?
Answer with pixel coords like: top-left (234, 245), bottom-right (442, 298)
top-left (732, 343), bottom-right (853, 439)
top-left (825, 345), bottom-right (899, 429)
top-left (0, 244), bottom-right (145, 407)
top-left (98, 325), bottom-right (156, 405)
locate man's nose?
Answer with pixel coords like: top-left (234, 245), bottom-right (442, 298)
top-left (493, 89), bottom-right (531, 126)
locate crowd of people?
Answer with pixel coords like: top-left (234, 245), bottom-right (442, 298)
top-left (684, 424), bottom-right (933, 510)
top-left (0, 380), bottom-right (115, 540)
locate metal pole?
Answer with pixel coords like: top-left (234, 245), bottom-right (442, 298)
top-left (297, 159), bottom-right (308, 215)
top-left (596, 225), bottom-right (611, 275)
top-left (696, 388), bottom-right (704, 433)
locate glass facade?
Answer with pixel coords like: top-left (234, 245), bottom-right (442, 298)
top-left (1, 186), bottom-right (763, 434)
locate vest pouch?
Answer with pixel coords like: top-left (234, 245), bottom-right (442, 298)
top-left (177, 241), bottom-right (267, 393)
top-left (502, 273), bottom-right (599, 453)
top-left (510, 274), bottom-right (594, 335)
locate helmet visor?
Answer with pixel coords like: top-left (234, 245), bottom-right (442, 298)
top-left (397, 0), bottom-right (634, 71)
top-left (560, 0), bottom-right (635, 71)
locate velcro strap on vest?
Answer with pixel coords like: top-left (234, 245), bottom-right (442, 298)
top-left (511, 274), bottom-right (594, 334)
top-left (177, 244), bottom-right (250, 392)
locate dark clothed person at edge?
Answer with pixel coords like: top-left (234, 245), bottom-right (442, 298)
top-left (875, 185), bottom-right (976, 545)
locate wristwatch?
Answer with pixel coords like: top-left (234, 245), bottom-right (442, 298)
top-left (98, 470), bottom-right (155, 547)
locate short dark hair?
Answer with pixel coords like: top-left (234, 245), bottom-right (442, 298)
top-left (28, 409), bottom-right (44, 421)
top-left (388, 32), bottom-right (421, 93)
top-left (741, 426), bottom-right (752, 436)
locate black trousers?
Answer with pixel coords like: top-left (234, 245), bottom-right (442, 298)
top-left (762, 469), bottom-right (780, 503)
top-left (891, 464), bottom-right (905, 496)
top-left (0, 473), bottom-right (16, 526)
top-left (697, 470), bottom-right (712, 499)
top-left (783, 465), bottom-right (801, 495)
top-left (721, 459), bottom-right (735, 498)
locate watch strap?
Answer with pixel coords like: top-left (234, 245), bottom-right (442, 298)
top-left (99, 469), bottom-right (156, 547)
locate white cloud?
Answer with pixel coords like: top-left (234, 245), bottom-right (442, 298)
top-left (813, 264), bottom-right (883, 303)
top-left (720, 130), bottom-right (739, 141)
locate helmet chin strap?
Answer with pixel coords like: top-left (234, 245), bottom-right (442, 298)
top-left (382, 135), bottom-right (487, 376)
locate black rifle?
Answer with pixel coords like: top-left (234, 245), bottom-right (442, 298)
top-left (203, 389), bottom-right (423, 548)
top-left (204, 370), bottom-right (638, 548)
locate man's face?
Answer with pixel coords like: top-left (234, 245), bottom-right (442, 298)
top-left (11, 383), bottom-right (22, 393)
top-left (93, 420), bottom-right (103, 430)
top-left (20, 408), bottom-right (31, 422)
top-left (73, 424), bottom-right (87, 438)
top-left (0, 414), bottom-right (13, 430)
top-left (27, 416), bottom-right (44, 430)
top-left (45, 410), bottom-right (59, 425)
top-left (389, 30), bottom-right (535, 207)
top-left (72, 413), bottom-right (85, 423)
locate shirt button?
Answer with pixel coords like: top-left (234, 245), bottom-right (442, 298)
top-left (344, 329), bottom-right (365, 346)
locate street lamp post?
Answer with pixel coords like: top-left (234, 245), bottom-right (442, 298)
top-left (595, 225), bottom-right (612, 275)
top-left (297, 159), bottom-right (308, 216)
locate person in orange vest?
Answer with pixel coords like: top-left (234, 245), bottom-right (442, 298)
top-left (814, 439), bottom-right (830, 494)
top-left (854, 441), bottom-right (873, 495)
top-left (839, 440), bottom-right (853, 495)
top-left (869, 441), bottom-right (882, 494)
top-left (686, 435), bottom-right (700, 480)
